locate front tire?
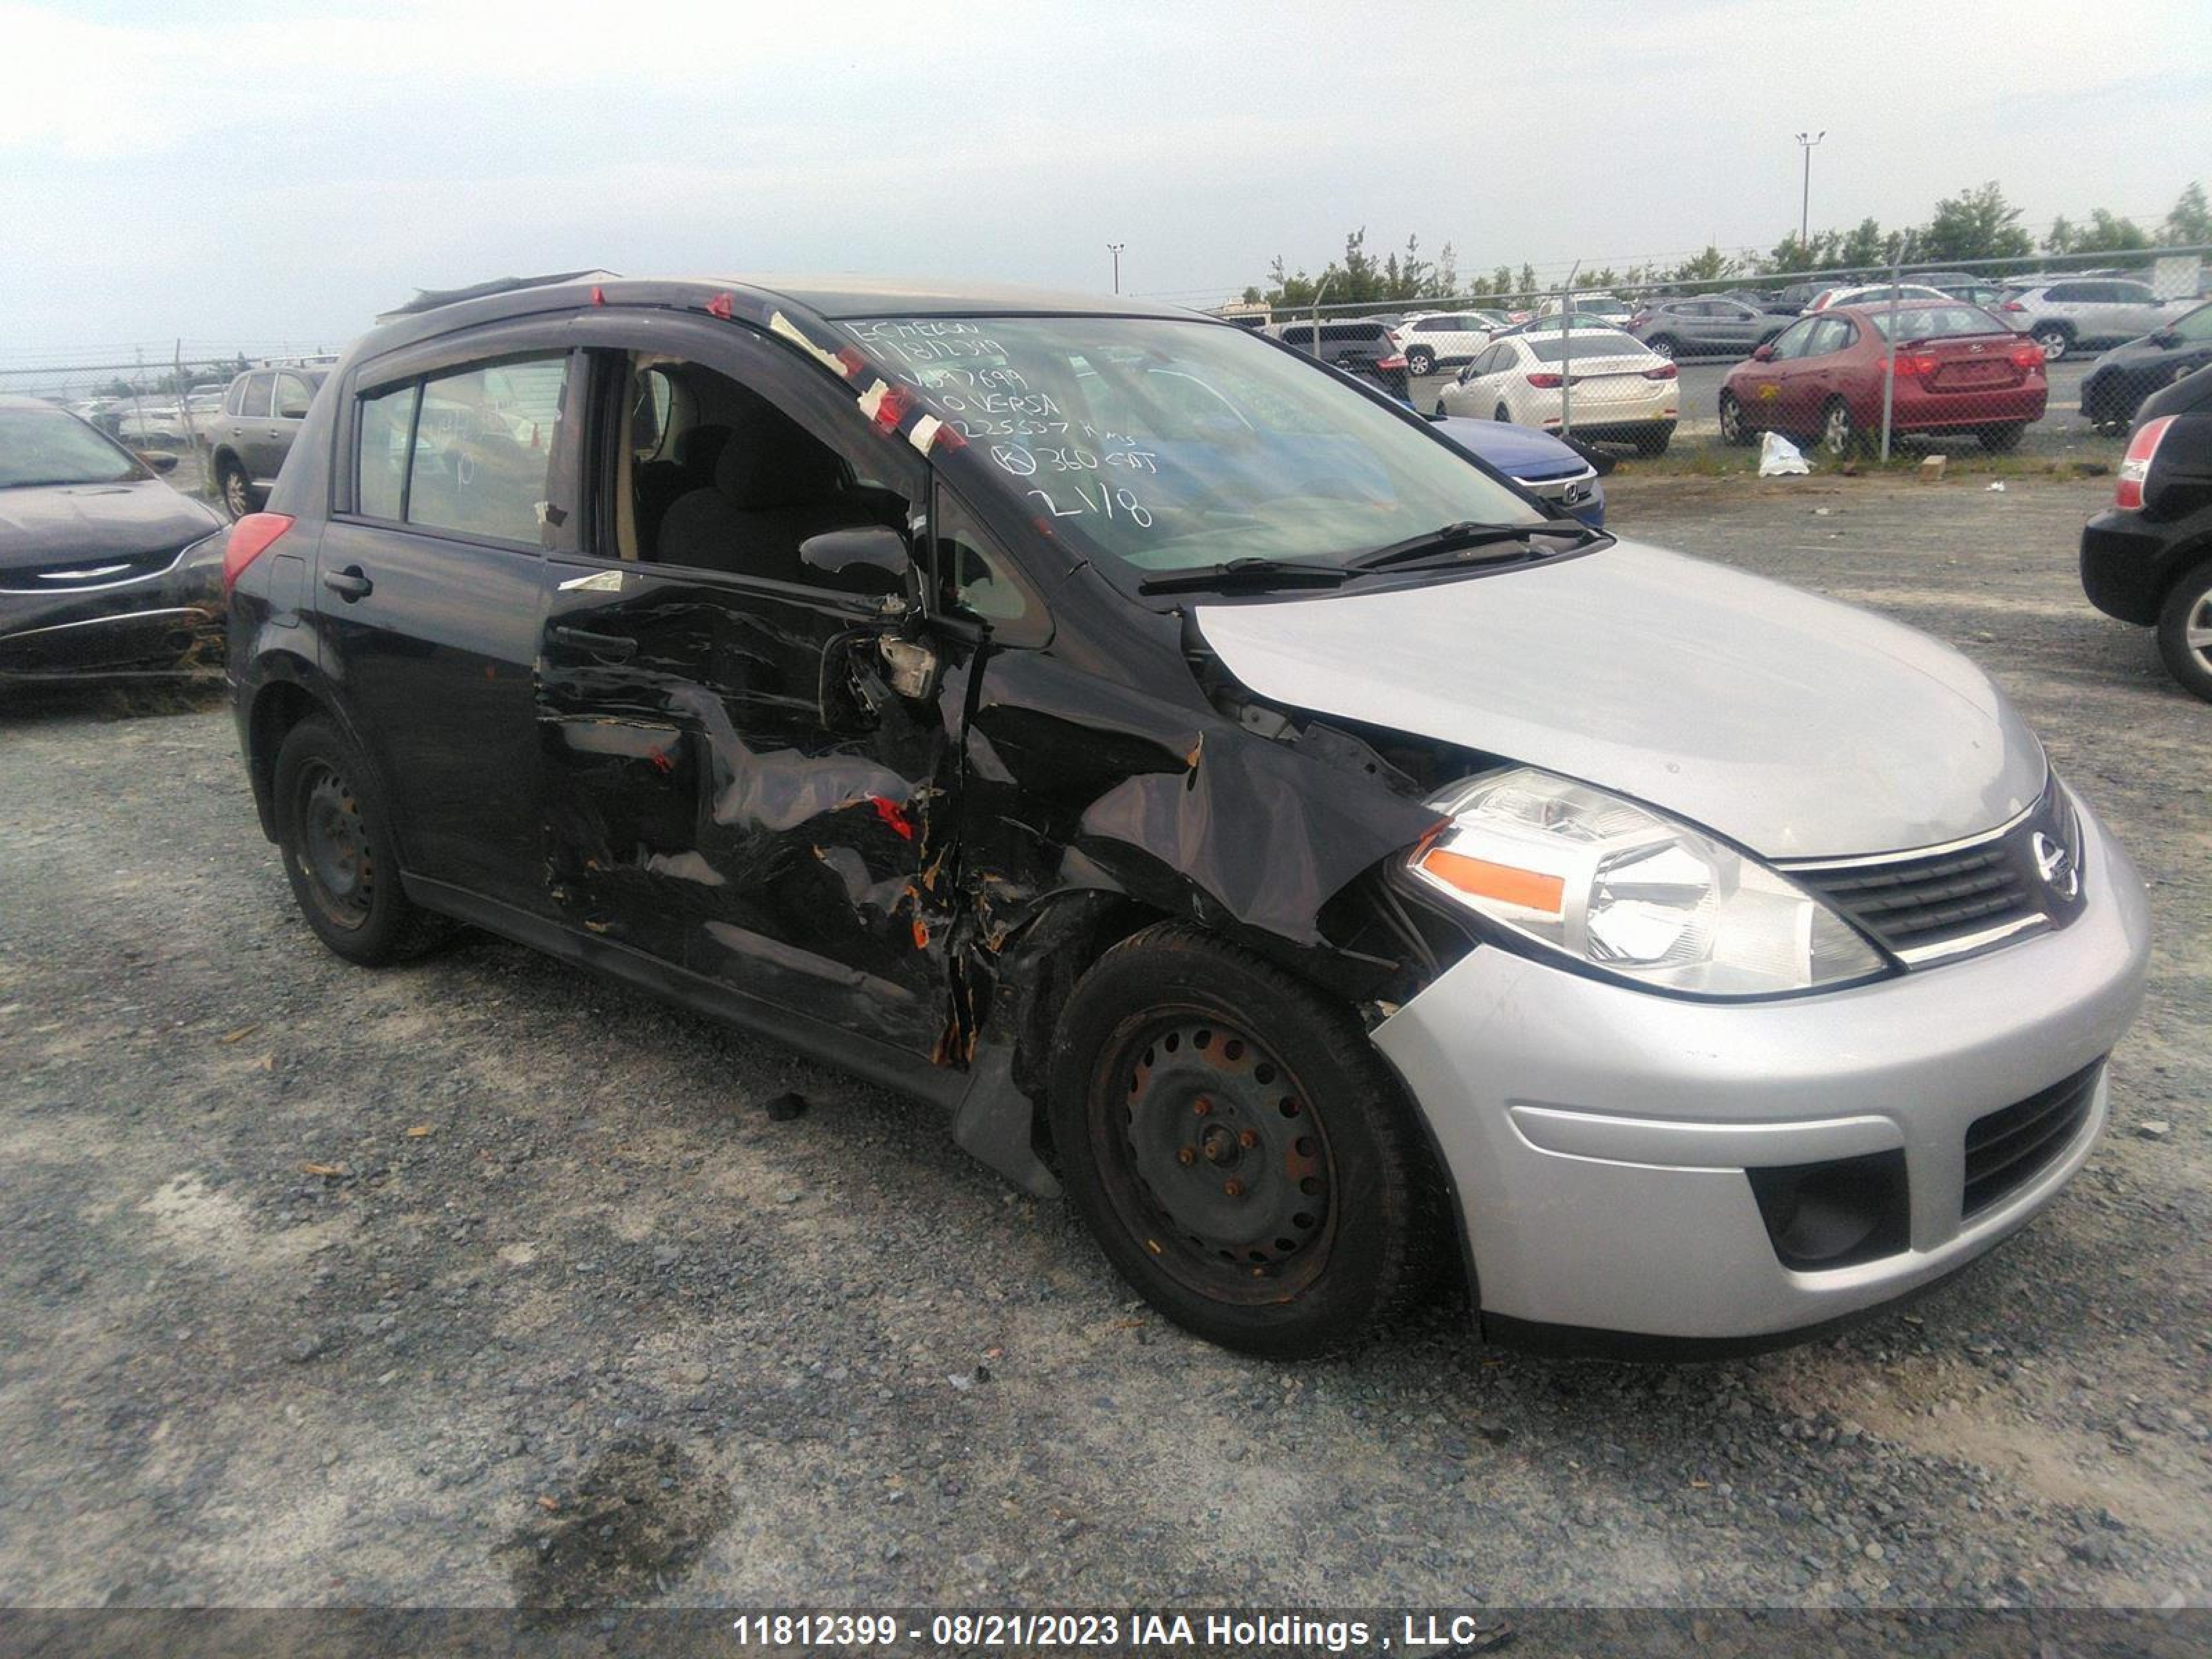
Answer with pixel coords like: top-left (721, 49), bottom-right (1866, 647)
top-left (1718, 390), bottom-right (1754, 446)
top-left (1047, 924), bottom-right (1442, 1358)
top-left (273, 717), bottom-right (451, 966)
top-left (2155, 562), bottom-right (2212, 704)
top-left (1820, 397), bottom-right (1864, 458)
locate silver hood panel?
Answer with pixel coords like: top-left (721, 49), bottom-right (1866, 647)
top-left (1192, 541), bottom-right (2047, 860)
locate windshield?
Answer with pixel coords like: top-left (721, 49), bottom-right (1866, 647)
top-left (0, 404), bottom-right (145, 488)
top-left (846, 315), bottom-right (1539, 575)
top-left (1865, 305), bottom-right (2011, 340)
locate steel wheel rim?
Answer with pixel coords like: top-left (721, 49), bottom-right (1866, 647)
top-left (294, 760), bottom-right (373, 929)
top-left (1824, 404), bottom-right (1853, 454)
top-left (1719, 395), bottom-right (1742, 442)
top-left (1650, 339), bottom-right (1674, 360)
top-left (2038, 331), bottom-right (2067, 360)
top-left (2186, 590), bottom-right (2212, 673)
top-left (1094, 1012), bottom-right (1336, 1304)
top-left (224, 470), bottom-right (251, 518)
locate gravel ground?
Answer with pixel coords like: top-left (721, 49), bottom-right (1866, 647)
top-left (0, 473), bottom-right (2205, 1620)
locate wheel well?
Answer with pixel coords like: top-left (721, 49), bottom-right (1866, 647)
top-left (2035, 319), bottom-right (2076, 338)
top-left (212, 445), bottom-right (245, 475)
top-left (247, 679), bottom-right (321, 841)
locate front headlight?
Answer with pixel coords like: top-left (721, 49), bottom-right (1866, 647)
top-left (1406, 767), bottom-right (1888, 997)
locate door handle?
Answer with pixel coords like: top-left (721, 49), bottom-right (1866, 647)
top-left (322, 566), bottom-right (373, 601)
top-left (549, 625), bottom-right (637, 662)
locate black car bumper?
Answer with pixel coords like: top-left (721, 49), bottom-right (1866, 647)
top-left (0, 538), bottom-right (227, 684)
top-left (2080, 509), bottom-right (2175, 626)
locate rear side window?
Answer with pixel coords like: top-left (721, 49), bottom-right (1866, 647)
top-left (237, 373), bottom-right (273, 418)
top-left (353, 352), bottom-right (570, 543)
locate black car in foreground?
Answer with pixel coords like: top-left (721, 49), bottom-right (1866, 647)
top-left (2079, 300), bottom-right (2212, 435)
top-left (2081, 362), bottom-right (2212, 700)
top-left (0, 396), bottom-right (227, 685)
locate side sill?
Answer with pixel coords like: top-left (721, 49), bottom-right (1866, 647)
top-left (401, 873), bottom-right (969, 1114)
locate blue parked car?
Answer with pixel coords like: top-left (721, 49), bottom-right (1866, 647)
top-left (1431, 415), bottom-right (1606, 527)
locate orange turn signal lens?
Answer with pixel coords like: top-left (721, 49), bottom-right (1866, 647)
top-left (1416, 847), bottom-right (1565, 915)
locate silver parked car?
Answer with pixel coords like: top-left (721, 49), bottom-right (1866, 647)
top-left (1626, 297), bottom-right (1783, 359)
top-left (1994, 279), bottom-right (2183, 362)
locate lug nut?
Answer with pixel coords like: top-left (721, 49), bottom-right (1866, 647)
top-left (1177, 1146), bottom-right (1196, 1166)
top-left (1237, 1129), bottom-right (1259, 1150)
top-left (1192, 1097), bottom-right (1212, 1116)
top-left (1223, 1179), bottom-right (1244, 1199)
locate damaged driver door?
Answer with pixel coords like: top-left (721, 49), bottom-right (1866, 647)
top-left (536, 326), bottom-right (963, 1060)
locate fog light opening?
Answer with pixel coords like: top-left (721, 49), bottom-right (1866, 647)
top-left (1746, 1150), bottom-right (1909, 1271)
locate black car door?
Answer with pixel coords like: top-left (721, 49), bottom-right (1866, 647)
top-left (316, 321), bottom-right (583, 915)
top-left (536, 318), bottom-right (964, 1059)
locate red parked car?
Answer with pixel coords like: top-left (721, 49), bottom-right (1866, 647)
top-left (1718, 301), bottom-right (2046, 456)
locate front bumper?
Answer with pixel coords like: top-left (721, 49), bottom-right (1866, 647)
top-left (0, 538), bottom-right (226, 683)
top-left (1372, 787), bottom-right (2150, 1347)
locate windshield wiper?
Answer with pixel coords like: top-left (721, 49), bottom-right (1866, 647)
top-left (1137, 556), bottom-right (1355, 596)
top-left (1351, 517), bottom-right (1600, 572)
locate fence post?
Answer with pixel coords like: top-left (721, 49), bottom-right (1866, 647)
top-left (1879, 259), bottom-right (1901, 464)
top-left (1559, 263), bottom-right (1580, 439)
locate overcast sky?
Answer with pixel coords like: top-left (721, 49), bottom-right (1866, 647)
top-left (6, 0), bottom-right (2209, 364)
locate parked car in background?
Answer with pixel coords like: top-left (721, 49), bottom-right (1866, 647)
top-left (225, 272), bottom-right (2147, 1357)
top-left (2079, 301), bottom-right (2212, 434)
top-left (1915, 273), bottom-right (2012, 308)
top-left (1428, 415), bottom-right (1606, 525)
top-left (1394, 311), bottom-right (1502, 376)
top-left (1807, 283), bottom-right (1951, 314)
top-left (1771, 281), bottom-right (1830, 314)
top-left (1626, 297), bottom-right (1783, 360)
top-left (1718, 302), bottom-right (2046, 456)
top-left (1994, 279), bottom-right (2182, 362)
top-left (1535, 293), bottom-right (1634, 329)
top-left (1272, 318), bottom-right (1410, 400)
top-left (113, 398), bottom-right (191, 448)
top-left (0, 396), bottom-right (227, 684)
top-left (206, 365), bottom-right (328, 518)
top-left (2079, 363), bottom-right (2212, 700)
top-left (1436, 326), bottom-right (1678, 452)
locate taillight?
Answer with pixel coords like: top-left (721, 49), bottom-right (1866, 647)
top-left (1526, 372), bottom-right (1564, 388)
top-left (1376, 354), bottom-right (1409, 371)
top-left (2010, 342), bottom-right (2045, 371)
top-left (1884, 353), bottom-right (1938, 380)
top-left (1999, 299), bottom-right (2026, 312)
top-left (1642, 362), bottom-right (1678, 380)
top-left (223, 512), bottom-right (294, 593)
top-left (2115, 415), bottom-right (2175, 512)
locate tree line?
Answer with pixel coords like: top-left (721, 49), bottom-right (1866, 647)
top-left (1244, 181), bottom-right (2211, 310)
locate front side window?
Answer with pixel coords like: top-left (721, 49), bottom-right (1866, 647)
top-left (2170, 303), bottom-right (2212, 342)
top-left (274, 373), bottom-right (315, 420)
top-left (844, 315), bottom-right (1537, 580)
top-left (1769, 319), bottom-right (1817, 359)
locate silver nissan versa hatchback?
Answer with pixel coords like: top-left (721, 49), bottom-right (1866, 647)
top-left (226, 274), bottom-right (2150, 1358)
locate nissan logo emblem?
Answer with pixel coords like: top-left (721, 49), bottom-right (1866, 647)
top-left (2032, 832), bottom-right (2079, 899)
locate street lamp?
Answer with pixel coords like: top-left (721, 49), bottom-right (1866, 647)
top-left (1794, 131), bottom-right (1826, 253)
top-left (1107, 243), bottom-right (1125, 294)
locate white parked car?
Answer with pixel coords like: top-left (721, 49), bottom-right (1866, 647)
top-left (1807, 283), bottom-right (1950, 314)
top-left (1392, 310), bottom-right (1508, 376)
top-left (1534, 293), bottom-right (1635, 329)
top-left (1994, 279), bottom-right (2186, 362)
top-left (1435, 327), bottom-right (1679, 452)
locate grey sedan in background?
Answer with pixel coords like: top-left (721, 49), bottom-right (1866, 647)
top-left (1626, 297), bottom-right (1783, 359)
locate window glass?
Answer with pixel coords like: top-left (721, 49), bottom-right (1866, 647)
top-left (845, 314), bottom-right (1537, 579)
top-left (239, 373), bottom-right (273, 418)
top-left (2113, 283), bottom-right (2154, 303)
top-left (225, 377), bottom-right (247, 416)
top-left (274, 373), bottom-right (314, 420)
top-left (1866, 305), bottom-right (2009, 339)
top-left (937, 485), bottom-right (1047, 646)
top-left (2045, 283), bottom-right (2088, 303)
top-left (1806, 318), bottom-right (1850, 356)
top-left (402, 356), bottom-right (568, 543)
top-left (355, 382), bottom-right (416, 521)
top-left (2171, 303), bottom-right (2212, 342)
top-left (1769, 319), bottom-right (1817, 359)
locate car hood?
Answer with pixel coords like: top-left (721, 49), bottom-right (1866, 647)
top-left (1433, 417), bottom-right (1589, 480)
top-left (0, 479), bottom-right (224, 572)
top-left (1192, 541), bottom-right (2046, 861)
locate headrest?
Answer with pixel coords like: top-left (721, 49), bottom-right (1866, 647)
top-left (673, 423), bottom-right (731, 473)
top-left (714, 408), bottom-right (846, 508)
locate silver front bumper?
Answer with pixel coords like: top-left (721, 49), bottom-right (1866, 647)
top-left (1371, 788), bottom-right (2151, 1342)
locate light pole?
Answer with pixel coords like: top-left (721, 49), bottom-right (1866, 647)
top-left (1794, 131), bottom-right (1826, 254)
top-left (1107, 243), bottom-right (1125, 294)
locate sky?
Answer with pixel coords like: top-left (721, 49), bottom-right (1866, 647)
top-left (4, 0), bottom-right (2209, 366)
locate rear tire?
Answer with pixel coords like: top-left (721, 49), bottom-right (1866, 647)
top-left (1494, 402), bottom-right (1512, 424)
top-left (1977, 423), bottom-right (2026, 453)
top-left (1638, 422), bottom-right (1675, 456)
top-left (1646, 336), bottom-right (1679, 361)
top-left (218, 458), bottom-right (256, 521)
top-left (2032, 324), bottom-right (2072, 362)
top-left (2155, 562), bottom-right (2212, 704)
top-left (1047, 923), bottom-right (1444, 1358)
top-left (273, 717), bottom-right (451, 966)
top-left (1407, 346), bottom-right (1435, 376)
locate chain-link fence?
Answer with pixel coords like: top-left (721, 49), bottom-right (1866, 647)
top-left (1230, 245), bottom-right (2211, 464)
